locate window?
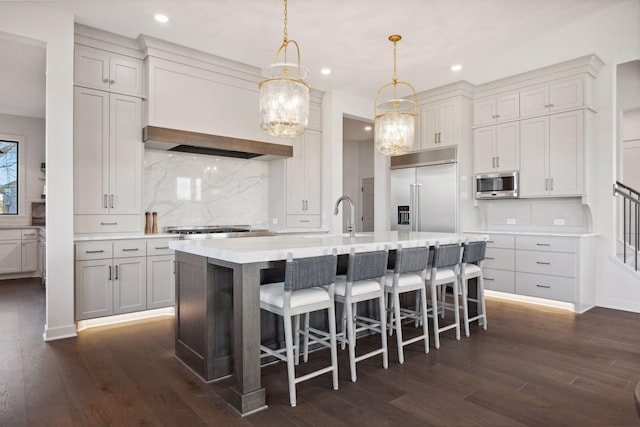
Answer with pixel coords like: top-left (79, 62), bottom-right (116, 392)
top-left (0, 139), bottom-right (18, 214)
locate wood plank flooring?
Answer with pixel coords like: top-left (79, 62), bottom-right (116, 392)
top-left (2, 278), bottom-right (640, 426)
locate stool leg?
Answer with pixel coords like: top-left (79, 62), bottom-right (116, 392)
top-left (430, 282), bottom-right (440, 349)
top-left (479, 275), bottom-right (487, 330)
top-left (452, 279), bottom-right (461, 340)
top-left (378, 293), bottom-right (389, 369)
top-left (340, 302), bottom-right (347, 350)
top-left (294, 314), bottom-right (301, 365)
top-left (345, 298), bottom-right (357, 382)
top-left (419, 287), bottom-right (430, 354)
top-left (386, 292), bottom-right (394, 336)
top-left (461, 278), bottom-right (470, 338)
top-left (327, 303), bottom-right (339, 391)
top-left (283, 313), bottom-right (297, 407)
top-left (303, 313), bottom-right (310, 363)
top-left (393, 290), bottom-right (404, 364)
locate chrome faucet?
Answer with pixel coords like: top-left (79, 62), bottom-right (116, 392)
top-left (334, 196), bottom-right (355, 237)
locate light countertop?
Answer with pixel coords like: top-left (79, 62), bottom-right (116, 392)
top-left (169, 231), bottom-right (487, 264)
top-left (74, 233), bottom-right (175, 242)
top-left (464, 230), bottom-right (598, 238)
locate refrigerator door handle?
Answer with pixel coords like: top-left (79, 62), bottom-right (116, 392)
top-left (413, 183), bottom-right (423, 232)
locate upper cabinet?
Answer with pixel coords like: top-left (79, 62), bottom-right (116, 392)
top-left (473, 92), bottom-right (520, 126)
top-left (519, 77), bottom-right (585, 118)
top-left (75, 45), bottom-right (144, 97)
top-left (74, 87), bottom-right (143, 233)
top-left (473, 122), bottom-right (520, 174)
top-left (412, 96), bottom-right (461, 152)
top-left (286, 130), bottom-right (322, 228)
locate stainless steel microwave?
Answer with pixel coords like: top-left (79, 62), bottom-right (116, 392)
top-left (475, 171), bottom-right (519, 199)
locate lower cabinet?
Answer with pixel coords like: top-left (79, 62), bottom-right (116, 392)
top-left (0, 229), bottom-right (40, 275)
top-left (75, 238), bottom-right (175, 320)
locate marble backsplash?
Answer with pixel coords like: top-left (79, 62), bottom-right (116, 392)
top-left (143, 150), bottom-right (269, 230)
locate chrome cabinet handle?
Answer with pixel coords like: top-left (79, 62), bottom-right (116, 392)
top-left (545, 179), bottom-right (549, 191)
top-left (485, 256), bottom-right (495, 260)
top-left (484, 277), bottom-right (495, 281)
top-left (536, 243), bottom-right (551, 246)
top-left (86, 250), bottom-right (104, 254)
top-left (155, 246), bottom-right (170, 250)
top-left (104, 194), bottom-right (108, 208)
top-left (115, 265), bottom-right (119, 280)
top-left (110, 194), bottom-right (114, 209)
top-left (492, 157), bottom-right (496, 168)
top-left (536, 284), bottom-right (551, 289)
top-left (300, 219), bottom-right (310, 223)
top-left (438, 132), bottom-right (441, 144)
top-left (550, 179), bottom-right (554, 190)
top-left (108, 265), bottom-right (112, 280)
top-left (122, 248), bottom-right (139, 252)
top-left (536, 261), bottom-right (551, 265)
top-left (496, 157), bottom-right (500, 168)
top-left (100, 222), bottom-right (118, 225)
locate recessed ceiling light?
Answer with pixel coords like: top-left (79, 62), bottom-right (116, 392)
top-left (154, 14), bottom-right (169, 23)
top-left (451, 64), bottom-right (463, 72)
top-left (364, 126), bottom-right (372, 131)
top-left (320, 68), bottom-right (332, 75)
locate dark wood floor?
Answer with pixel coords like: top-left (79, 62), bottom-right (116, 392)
top-left (2, 278), bottom-right (640, 426)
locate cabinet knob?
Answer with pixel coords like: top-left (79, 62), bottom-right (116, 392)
top-left (110, 80), bottom-right (116, 85)
top-left (103, 78), bottom-right (109, 83)
top-left (495, 114), bottom-right (500, 118)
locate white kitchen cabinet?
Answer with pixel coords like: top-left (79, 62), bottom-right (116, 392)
top-left (482, 234), bottom-right (515, 293)
top-left (0, 229), bottom-right (22, 274)
top-left (113, 255), bottom-right (147, 315)
top-left (74, 45), bottom-right (143, 97)
top-left (21, 230), bottom-right (38, 272)
top-left (76, 258), bottom-right (113, 319)
top-left (473, 92), bottom-right (520, 126)
top-left (417, 97), bottom-right (459, 150)
top-left (520, 110), bottom-right (584, 197)
top-left (74, 87), bottom-right (142, 233)
top-left (519, 77), bottom-right (584, 118)
top-left (286, 130), bottom-right (322, 228)
top-left (473, 122), bottom-right (520, 174)
top-left (146, 240), bottom-right (175, 309)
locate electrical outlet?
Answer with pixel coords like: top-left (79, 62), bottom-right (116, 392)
top-left (272, 218), bottom-right (279, 225)
top-left (554, 218), bottom-right (565, 226)
top-left (506, 218), bottom-right (516, 225)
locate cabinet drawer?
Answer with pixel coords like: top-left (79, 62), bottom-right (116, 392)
top-left (21, 229), bottom-right (38, 240)
top-left (114, 240), bottom-right (147, 258)
top-left (76, 241), bottom-right (113, 260)
top-left (287, 215), bottom-right (321, 228)
top-left (484, 247), bottom-right (515, 271)
top-left (147, 239), bottom-right (175, 256)
top-left (515, 235), bottom-right (577, 253)
top-left (0, 229), bottom-right (22, 240)
top-left (483, 268), bottom-right (515, 293)
top-left (516, 272), bottom-right (575, 303)
top-left (75, 214), bottom-right (141, 234)
top-left (485, 234), bottom-right (515, 249)
top-left (516, 250), bottom-right (576, 277)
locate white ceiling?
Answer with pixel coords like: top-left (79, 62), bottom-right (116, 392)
top-left (0, 0), bottom-right (632, 121)
top-left (0, 36), bottom-right (45, 119)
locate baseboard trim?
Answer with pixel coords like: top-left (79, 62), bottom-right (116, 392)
top-left (76, 307), bottom-right (175, 332)
top-left (43, 324), bottom-right (78, 341)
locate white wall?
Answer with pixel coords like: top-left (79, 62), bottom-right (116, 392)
top-left (342, 138), bottom-right (374, 232)
top-left (0, 113), bottom-right (45, 225)
top-left (0, 4), bottom-right (76, 340)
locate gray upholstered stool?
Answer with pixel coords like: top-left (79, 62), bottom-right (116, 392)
top-left (459, 240), bottom-right (488, 337)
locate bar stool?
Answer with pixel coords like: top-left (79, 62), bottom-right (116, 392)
top-left (384, 244), bottom-right (430, 364)
top-left (458, 240), bottom-right (488, 337)
top-left (426, 242), bottom-right (462, 349)
top-left (259, 251), bottom-right (339, 407)
top-left (334, 247), bottom-right (389, 382)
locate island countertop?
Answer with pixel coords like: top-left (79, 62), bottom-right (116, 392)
top-left (169, 231), bottom-right (485, 264)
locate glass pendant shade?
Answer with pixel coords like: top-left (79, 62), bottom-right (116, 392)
top-left (374, 112), bottom-right (415, 156)
top-left (374, 35), bottom-right (418, 156)
top-left (259, 75), bottom-right (310, 138)
top-left (259, 0), bottom-right (310, 138)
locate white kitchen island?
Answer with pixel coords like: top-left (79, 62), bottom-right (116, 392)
top-left (169, 231), bottom-right (483, 416)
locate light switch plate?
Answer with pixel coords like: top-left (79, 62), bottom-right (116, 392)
top-left (506, 218), bottom-right (516, 225)
top-left (554, 218), bottom-right (565, 225)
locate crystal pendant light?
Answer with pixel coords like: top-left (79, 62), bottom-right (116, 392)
top-left (259, 0), bottom-right (310, 138)
top-left (374, 35), bottom-right (418, 156)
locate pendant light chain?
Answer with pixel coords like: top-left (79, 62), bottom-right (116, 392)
top-left (283, 0), bottom-right (289, 60)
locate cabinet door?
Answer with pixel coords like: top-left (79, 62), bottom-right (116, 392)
top-left (520, 86), bottom-right (549, 118)
top-left (21, 240), bottom-right (38, 272)
top-left (110, 56), bottom-right (143, 97)
top-left (519, 116), bottom-right (549, 197)
top-left (147, 255), bottom-right (175, 309)
top-left (113, 256), bottom-right (147, 314)
top-left (549, 78), bottom-right (583, 112)
top-left (473, 126), bottom-right (496, 174)
top-left (109, 94), bottom-right (142, 215)
top-left (438, 99), bottom-right (459, 146)
top-left (549, 111), bottom-right (583, 196)
top-left (420, 104), bottom-right (438, 149)
top-left (303, 131), bottom-right (322, 215)
top-left (473, 98), bottom-right (496, 127)
top-left (495, 92), bottom-right (520, 122)
top-left (0, 240), bottom-right (21, 274)
top-left (76, 259), bottom-right (113, 320)
top-left (285, 136), bottom-right (305, 215)
top-left (495, 122), bottom-right (520, 172)
top-left (74, 87), bottom-right (110, 214)
top-left (74, 46), bottom-right (110, 91)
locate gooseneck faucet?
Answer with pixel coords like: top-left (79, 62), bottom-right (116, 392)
top-left (334, 196), bottom-right (355, 237)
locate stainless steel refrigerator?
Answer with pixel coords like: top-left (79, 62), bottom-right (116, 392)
top-left (390, 147), bottom-right (457, 232)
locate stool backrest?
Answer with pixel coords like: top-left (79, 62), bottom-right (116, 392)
top-left (347, 248), bottom-right (389, 283)
top-left (462, 240), bottom-right (487, 264)
top-left (284, 253), bottom-right (337, 291)
top-left (432, 243), bottom-right (462, 269)
top-left (394, 245), bottom-right (429, 274)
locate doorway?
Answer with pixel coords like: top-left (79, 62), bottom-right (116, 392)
top-left (342, 117), bottom-right (374, 232)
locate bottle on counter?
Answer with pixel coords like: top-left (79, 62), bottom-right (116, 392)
top-left (152, 212), bottom-right (158, 234)
top-left (145, 212), bottom-right (151, 234)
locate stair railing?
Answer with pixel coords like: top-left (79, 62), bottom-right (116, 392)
top-left (614, 181), bottom-right (640, 271)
